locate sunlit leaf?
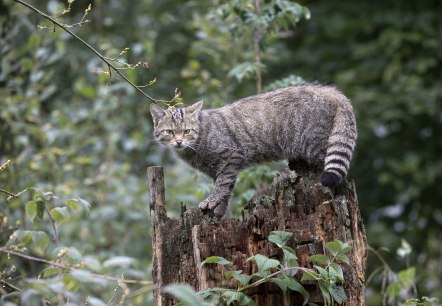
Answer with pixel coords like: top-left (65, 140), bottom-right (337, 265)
top-left (247, 254), bottom-right (280, 272)
top-left (164, 284), bottom-right (207, 306)
top-left (201, 256), bottom-right (233, 268)
top-left (309, 254), bottom-right (330, 265)
top-left (50, 207), bottom-right (71, 223)
top-left (268, 231), bottom-right (293, 248)
top-left (26, 201), bottom-right (37, 223)
top-left (103, 256), bottom-right (135, 268)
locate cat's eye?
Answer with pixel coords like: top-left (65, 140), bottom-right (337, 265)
top-left (183, 129), bottom-right (191, 135)
top-left (166, 129), bottom-right (174, 135)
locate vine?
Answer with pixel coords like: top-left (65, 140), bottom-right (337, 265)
top-left (165, 231), bottom-right (352, 306)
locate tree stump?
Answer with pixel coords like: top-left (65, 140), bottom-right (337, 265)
top-left (148, 166), bottom-right (367, 306)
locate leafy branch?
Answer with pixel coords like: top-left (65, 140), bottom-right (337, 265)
top-left (12, 0), bottom-right (181, 108)
top-left (0, 247), bottom-right (152, 286)
top-left (0, 160), bottom-right (28, 201)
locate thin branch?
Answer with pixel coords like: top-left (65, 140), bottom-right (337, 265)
top-left (13, 0), bottom-right (159, 104)
top-left (0, 189), bottom-right (19, 198)
top-left (0, 188), bottom-right (27, 201)
top-left (237, 266), bottom-right (314, 292)
top-left (0, 248), bottom-right (153, 286)
top-left (44, 204), bottom-right (59, 246)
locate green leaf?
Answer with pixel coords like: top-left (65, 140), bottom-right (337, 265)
top-left (41, 267), bottom-right (60, 278)
top-left (36, 200), bottom-right (45, 219)
top-left (309, 254), bottom-right (330, 265)
top-left (398, 267), bottom-right (416, 285)
top-left (286, 277), bottom-right (310, 305)
top-left (70, 269), bottom-right (96, 283)
top-left (301, 269), bottom-right (319, 281)
top-left (335, 253), bottom-right (350, 264)
top-left (197, 289), bottom-right (222, 304)
top-left (224, 270), bottom-right (237, 281)
top-left (325, 240), bottom-right (341, 257)
top-left (248, 254), bottom-right (280, 273)
top-left (227, 62), bottom-right (266, 82)
top-left (233, 273), bottom-right (253, 286)
top-left (26, 201), bottom-right (37, 223)
top-left (66, 199), bottom-right (78, 212)
top-left (66, 198), bottom-right (91, 213)
top-left (86, 297), bottom-right (107, 306)
top-left (386, 282), bottom-right (402, 302)
top-left (62, 273), bottom-right (80, 292)
top-left (201, 256), bottom-right (233, 268)
top-left (15, 230), bottom-right (33, 245)
top-left (329, 263), bottom-right (344, 282)
top-left (314, 266), bottom-right (329, 280)
top-left (31, 231), bottom-right (50, 251)
top-left (224, 270), bottom-right (252, 286)
top-left (78, 198), bottom-right (91, 212)
top-left (268, 231), bottom-right (293, 248)
top-left (50, 207), bottom-right (71, 223)
top-left (330, 284), bottom-right (347, 304)
top-left (252, 270), bottom-right (269, 278)
top-left (223, 290), bottom-right (255, 305)
top-left (164, 284), bottom-right (207, 306)
top-left (270, 277), bottom-right (289, 292)
top-left (325, 240), bottom-right (352, 257)
top-left (222, 290), bottom-right (245, 305)
top-left (340, 243), bottom-right (352, 254)
top-left (103, 256), bottom-right (135, 268)
top-left (318, 280), bottom-right (331, 305)
top-left (282, 246), bottom-right (298, 261)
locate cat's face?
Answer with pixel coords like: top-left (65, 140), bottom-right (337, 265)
top-left (149, 101), bottom-right (203, 151)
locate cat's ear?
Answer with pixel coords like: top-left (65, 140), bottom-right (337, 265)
top-left (150, 103), bottom-right (166, 126)
top-left (186, 100), bottom-right (203, 115)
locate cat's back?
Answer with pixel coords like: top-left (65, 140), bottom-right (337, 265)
top-left (217, 84), bottom-right (352, 116)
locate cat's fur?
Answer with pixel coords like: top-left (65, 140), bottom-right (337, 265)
top-left (150, 84), bottom-right (357, 215)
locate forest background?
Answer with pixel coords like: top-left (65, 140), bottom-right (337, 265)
top-left (1, 0), bottom-right (441, 305)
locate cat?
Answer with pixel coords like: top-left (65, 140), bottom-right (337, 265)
top-left (150, 84), bottom-right (357, 216)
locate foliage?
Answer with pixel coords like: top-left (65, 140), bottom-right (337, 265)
top-left (168, 231), bottom-right (351, 306)
top-left (1, 187), bottom-right (152, 305)
top-left (367, 241), bottom-right (440, 306)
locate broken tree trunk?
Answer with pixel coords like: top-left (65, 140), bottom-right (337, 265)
top-left (148, 166), bottom-right (367, 306)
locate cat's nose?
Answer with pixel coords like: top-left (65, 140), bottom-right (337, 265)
top-left (176, 140), bottom-right (183, 146)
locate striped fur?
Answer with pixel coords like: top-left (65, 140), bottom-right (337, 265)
top-left (150, 84), bottom-right (357, 215)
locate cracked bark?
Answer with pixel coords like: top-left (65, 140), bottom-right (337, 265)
top-left (148, 166), bottom-right (367, 306)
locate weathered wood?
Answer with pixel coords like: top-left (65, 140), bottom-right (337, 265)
top-left (148, 166), bottom-right (168, 306)
top-left (148, 166), bottom-right (367, 306)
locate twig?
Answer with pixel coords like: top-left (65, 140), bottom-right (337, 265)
top-left (0, 188), bottom-right (27, 201)
top-left (0, 189), bottom-right (19, 198)
top-left (13, 0), bottom-right (159, 104)
top-left (44, 204), bottom-right (59, 246)
top-left (0, 248), bottom-right (152, 286)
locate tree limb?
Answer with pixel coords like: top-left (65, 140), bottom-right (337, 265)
top-left (0, 248), bottom-right (153, 286)
top-left (13, 0), bottom-right (161, 104)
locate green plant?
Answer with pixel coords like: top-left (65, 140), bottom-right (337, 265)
top-left (165, 231), bottom-right (351, 306)
top-left (367, 240), bottom-right (441, 306)
top-left (0, 187), bottom-right (152, 305)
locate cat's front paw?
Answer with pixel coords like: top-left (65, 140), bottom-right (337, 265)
top-left (199, 197), bottom-right (227, 216)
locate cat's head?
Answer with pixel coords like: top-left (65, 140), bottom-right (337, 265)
top-left (149, 101), bottom-right (203, 151)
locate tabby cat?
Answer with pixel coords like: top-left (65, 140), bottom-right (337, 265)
top-left (150, 84), bottom-right (357, 216)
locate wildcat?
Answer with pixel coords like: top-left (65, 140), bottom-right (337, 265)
top-left (150, 84), bottom-right (357, 216)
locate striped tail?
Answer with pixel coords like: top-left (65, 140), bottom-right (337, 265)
top-left (320, 106), bottom-right (357, 188)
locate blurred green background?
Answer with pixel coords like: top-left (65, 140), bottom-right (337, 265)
top-left (1, 0), bottom-right (441, 305)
